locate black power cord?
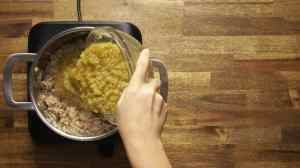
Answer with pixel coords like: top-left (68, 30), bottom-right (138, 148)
top-left (77, 0), bottom-right (82, 22)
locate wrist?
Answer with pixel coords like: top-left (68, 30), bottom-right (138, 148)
top-left (123, 135), bottom-right (162, 150)
top-left (121, 134), bottom-right (162, 153)
top-left (122, 136), bottom-right (171, 168)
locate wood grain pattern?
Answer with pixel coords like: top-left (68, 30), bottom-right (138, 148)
top-left (0, 19), bottom-right (32, 38)
top-left (0, 0), bottom-right (53, 19)
top-left (1, 0), bottom-right (300, 167)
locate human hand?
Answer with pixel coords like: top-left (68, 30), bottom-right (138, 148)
top-left (116, 49), bottom-right (171, 168)
top-left (116, 48), bottom-right (168, 145)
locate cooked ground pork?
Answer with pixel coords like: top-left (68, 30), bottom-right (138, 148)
top-left (36, 40), bottom-right (117, 137)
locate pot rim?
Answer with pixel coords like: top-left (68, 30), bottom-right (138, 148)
top-left (29, 26), bottom-right (118, 141)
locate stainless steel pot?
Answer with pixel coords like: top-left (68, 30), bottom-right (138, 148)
top-left (3, 27), bottom-right (168, 141)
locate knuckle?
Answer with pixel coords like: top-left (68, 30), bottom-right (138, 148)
top-left (164, 106), bottom-right (168, 114)
top-left (156, 93), bottom-right (163, 101)
top-left (127, 86), bottom-right (138, 93)
top-left (138, 58), bottom-right (148, 67)
top-left (126, 90), bottom-right (137, 96)
top-left (141, 89), bottom-right (154, 97)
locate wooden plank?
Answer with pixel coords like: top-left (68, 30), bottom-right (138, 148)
top-left (161, 35), bottom-right (299, 56)
top-left (162, 126), bottom-right (281, 145)
top-left (165, 143), bottom-right (300, 167)
top-left (288, 89), bottom-right (300, 109)
top-left (183, 0), bottom-right (274, 3)
top-left (0, 19), bottom-right (32, 38)
top-left (0, 56), bottom-right (27, 73)
top-left (0, 0), bottom-right (54, 19)
top-left (235, 59), bottom-right (300, 72)
top-left (13, 110), bottom-right (27, 128)
top-left (184, 0), bottom-right (274, 17)
top-left (235, 161), bottom-right (300, 168)
top-left (161, 55), bottom-right (300, 72)
top-left (274, 1), bottom-right (300, 21)
top-left (0, 73), bottom-right (27, 129)
top-left (165, 144), bottom-right (235, 168)
top-left (53, 0), bottom-right (76, 20)
top-left (0, 129), bottom-right (9, 165)
top-left (225, 126), bottom-right (281, 144)
top-left (0, 37), bottom-right (27, 57)
top-left (167, 90), bottom-right (300, 128)
top-left (280, 72), bottom-right (300, 90)
top-left (151, 142), bottom-right (300, 165)
top-left (234, 53), bottom-right (300, 61)
top-left (232, 149), bottom-right (300, 162)
top-left (0, 109), bottom-right (14, 128)
top-left (183, 16), bottom-right (300, 36)
top-left (145, 35), bottom-right (299, 71)
top-left (168, 72), bottom-right (210, 92)
top-left (282, 127), bottom-right (300, 144)
top-left (78, 0), bottom-right (183, 37)
top-left (160, 54), bottom-right (235, 72)
top-left (210, 71), bottom-right (288, 90)
top-left (0, 73), bottom-right (27, 102)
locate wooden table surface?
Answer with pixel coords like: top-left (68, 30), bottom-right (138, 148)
top-left (1, 0), bottom-right (300, 167)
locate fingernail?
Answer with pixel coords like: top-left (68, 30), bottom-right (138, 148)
top-left (142, 48), bottom-right (150, 56)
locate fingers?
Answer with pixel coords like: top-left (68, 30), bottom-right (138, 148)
top-left (117, 87), bottom-right (127, 107)
top-left (129, 49), bottom-right (150, 87)
top-left (147, 79), bottom-right (161, 92)
top-left (152, 93), bottom-right (164, 117)
top-left (160, 103), bottom-right (168, 125)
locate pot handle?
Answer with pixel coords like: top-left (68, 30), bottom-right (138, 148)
top-left (151, 58), bottom-right (168, 102)
top-left (3, 53), bottom-right (36, 110)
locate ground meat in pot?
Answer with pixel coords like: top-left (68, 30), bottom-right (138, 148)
top-left (36, 40), bottom-right (115, 137)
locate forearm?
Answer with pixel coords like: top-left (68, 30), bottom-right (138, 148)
top-left (123, 138), bottom-right (171, 168)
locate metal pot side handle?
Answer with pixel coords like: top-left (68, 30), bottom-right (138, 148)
top-left (3, 53), bottom-right (36, 110)
top-left (151, 58), bottom-right (168, 102)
